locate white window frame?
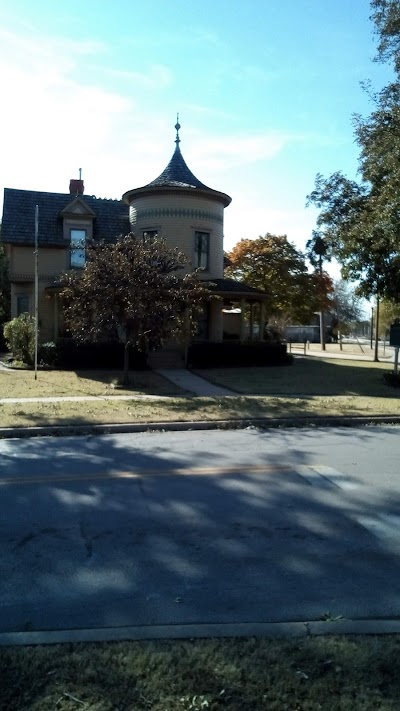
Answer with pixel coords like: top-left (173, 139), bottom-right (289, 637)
top-left (16, 294), bottom-right (30, 316)
top-left (70, 228), bottom-right (87, 268)
top-left (142, 228), bottom-right (159, 242)
top-left (194, 231), bottom-right (210, 271)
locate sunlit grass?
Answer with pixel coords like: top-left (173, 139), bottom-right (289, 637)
top-left (0, 392), bottom-right (399, 429)
top-left (0, 369), bottom-right (186, 398)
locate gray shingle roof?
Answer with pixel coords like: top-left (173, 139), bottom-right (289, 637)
top-left (145, 144), bottom-right (211, 190)
top-left (123, 136), bottom-right (232, 207)
top-left (1, 188), bottom-right (131, 246)
top-left (207, 278), bottom-right (268, 297)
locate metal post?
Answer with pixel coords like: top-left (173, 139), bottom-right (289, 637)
top-left (318, 254), bottom-right (325, 351)
top-left (319, 310), bottom-right (326, 351)
top-left (370, 307), bottom-right (374, 349)
top-left (374, 297), bottom-right (380, 362)
top-left (395, 347), bottom-right (399, 375)
top-left (34, 205), bottom-right (39, 380)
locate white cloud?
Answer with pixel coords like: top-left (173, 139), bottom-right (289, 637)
top-left (0, 22), bottom-right (323, 268)
top-left (187, 131), bottom-right (299, 172)
top-left (102, 64), bottom-right (173, 90)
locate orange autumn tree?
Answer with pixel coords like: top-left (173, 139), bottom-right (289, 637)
top-left (226, 234), bottom-right (332, 328)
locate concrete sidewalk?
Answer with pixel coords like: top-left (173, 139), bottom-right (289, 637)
top-left (155, 368), bottom-right (235, 396)
top-left (291, 347), bottom-right (395, 362)
top-left (0, 369), bottom-right (236, 403)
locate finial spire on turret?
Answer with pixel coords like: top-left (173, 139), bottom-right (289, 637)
top-left (175, 113), bottom-right (181, 145)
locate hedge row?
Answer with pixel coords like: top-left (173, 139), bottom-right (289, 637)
top-left (187, 342), bottom-right (291, 368)
top-left (36, 340), bottom-right (290, 370)
top-left (40, 339), bottom-right (147, 370)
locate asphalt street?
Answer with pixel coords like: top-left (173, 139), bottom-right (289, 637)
top-left (0, 426), bottom-right (400, 634)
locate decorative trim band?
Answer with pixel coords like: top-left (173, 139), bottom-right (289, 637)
top-left (11, 274), bottom-right (61, 282)
top-left (130, 207), bottom-right (223, 225)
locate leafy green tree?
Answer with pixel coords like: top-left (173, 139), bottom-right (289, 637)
top-left (307, 2), bottom-right (400, 301)
top-left (60, 234), bottom-right (211, 384)
top-left (378, 298), bottom-right (400, 336)
top-left (226, 234), bottom-right (332, 325)
top-left (330, 280), bottom-right (365, 336)
top-left (3, 314), bottom-right (35, 365)
top-left (371, 0), bottom-right (400, 71)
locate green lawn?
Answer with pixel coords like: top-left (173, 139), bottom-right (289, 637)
top-left (196, 357), bottom-right (397, 397)
top-left (2, 635), bottom-right (400, 710)
top-left (0, 369), bottom-right (186, 398)
top-left (0, 359), bottom-right (399, 429)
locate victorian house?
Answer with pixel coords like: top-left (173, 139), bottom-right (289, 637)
top-left (1, 120), bottom-right (267, 362)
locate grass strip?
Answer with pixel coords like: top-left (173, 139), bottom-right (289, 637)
top-left (1, 393), bottom-right (400, 429)
top-left (2, 635), bottom-right (400, 710)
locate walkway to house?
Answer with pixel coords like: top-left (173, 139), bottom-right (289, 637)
top-left (0, 367), bottom-right (236, 403)
top-left (155, 369), bottom-right (235, 396)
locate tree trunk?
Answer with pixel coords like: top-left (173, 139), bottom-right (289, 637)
top-left (122, 342), bottom-right (130, 386)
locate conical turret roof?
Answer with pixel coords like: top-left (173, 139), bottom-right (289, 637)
top-left (145, 141), bottom-right (210, 190)
top-left (122, 118), bottom-right (231, 207)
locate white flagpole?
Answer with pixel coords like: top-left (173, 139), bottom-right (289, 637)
top-left (34, 205), bottom-right (39, 380)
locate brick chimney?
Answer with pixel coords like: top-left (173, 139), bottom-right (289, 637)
top-left (69, 179), bottom-right (84, 195)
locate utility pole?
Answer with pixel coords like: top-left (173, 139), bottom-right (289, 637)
top-left (34, 205), bottom-right (39, 380)
top-left (318, 252), bottom-right (326, 351)
top-left (374, 297), bottom-right (380, 363)
top-left (370, 306), bottom-right (374, 349)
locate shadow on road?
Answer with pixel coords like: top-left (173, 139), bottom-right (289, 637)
top-left (0, 426), bottom-right (400, 637)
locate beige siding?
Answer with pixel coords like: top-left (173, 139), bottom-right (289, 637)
top-left (63, 217), bottom-right (93, 243)
top-left (129, 194), bottom-right (225, 279)
top-left (10, 246), bottom-right (69, 279)
top-left (10, 280), bottom-right (57, 343)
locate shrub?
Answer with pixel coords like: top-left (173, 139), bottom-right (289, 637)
top-left (38, 342), bottom-right (58, 367)
top-left (0, 325), bottom-right (6, 353)
top-left (3, 314), bottom-right (36, 366)
top-left (188, 342), bottom-right (291, 368)
top-left (383, 371), bottom-right (400, 388)
top-left (54, 339), bottom-right (148, 370)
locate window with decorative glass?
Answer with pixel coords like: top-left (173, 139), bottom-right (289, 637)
top-left (194, 231), bottom-right (210, 270)
top-left (70, 229), bottom-right (86, 268)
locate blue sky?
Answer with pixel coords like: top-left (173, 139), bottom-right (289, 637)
top-left (0, 0), bottom-right (393, 273)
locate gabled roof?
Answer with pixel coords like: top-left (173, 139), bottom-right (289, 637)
top-left (1, 188), bottom-right (131, 247)
top-left (123, 120), bottom-right (232, 208)
top-left (60, 196), bottom-right (96, 217)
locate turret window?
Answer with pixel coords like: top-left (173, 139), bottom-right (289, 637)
top-left (143, 230), bottom-right (158, 241)
top-left (70, 229), bottom-right (86, 268)
top-left (194, 231), bottom-right (210, 270)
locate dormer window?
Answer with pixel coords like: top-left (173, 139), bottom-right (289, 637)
top-left (70, 228), bottom-right (86, 268)
top-left (194, 231), bottom-right (210, 270)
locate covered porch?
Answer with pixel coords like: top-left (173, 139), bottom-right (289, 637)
top-left (205, 278), bottom-right (269, 344)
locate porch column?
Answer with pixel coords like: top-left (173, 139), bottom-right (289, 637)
top-left (249, 302), bottom-right (254, 341)
top-left (209, 299), bottom-right (223, 342)
top-left (240, 299), bottom-right (246, 343)
top-left (53, 293), bottom-right (59, 340)
top-left (259, 301), bottom-right (266, 341)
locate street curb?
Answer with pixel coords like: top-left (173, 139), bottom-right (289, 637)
top-left (1, 415), bottom-right (400, 439)
top-left (2, 619), bottom-right (400, 647)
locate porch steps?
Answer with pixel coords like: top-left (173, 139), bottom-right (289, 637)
top-left (148, 348), bottom-right (185, 369)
